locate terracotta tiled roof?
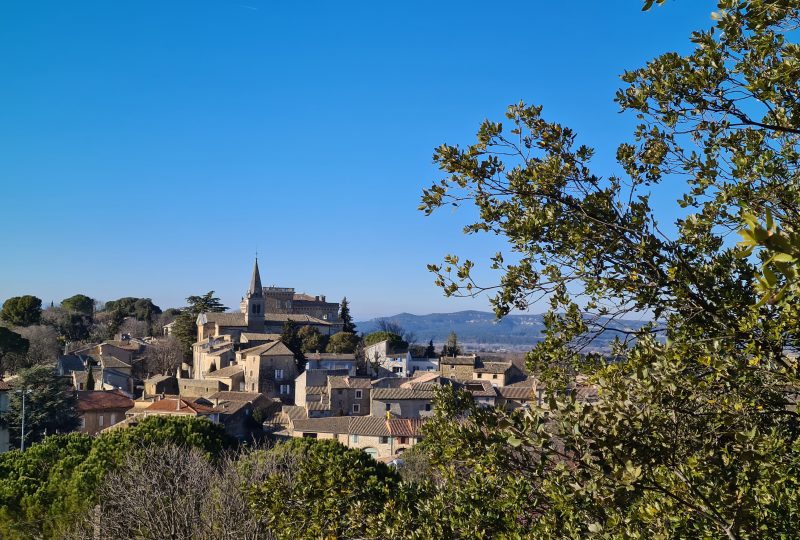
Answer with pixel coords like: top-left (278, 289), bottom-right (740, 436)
top-left (306, 385), bottom-right (327, 396)
top-left (240, 332), bottom-right (281, 341)
top-left (388, 418), bottom-right (425, 438)
top-left (292, 416), bottom-right (350, 434)
top-left (462, 380), bottom-right (497, 398)
top-left (473, 361), bottom-right (512, 374)
top-left (239, 341), bottom-right (294, 357)
top-left (76, 390), bottom-right (134, 412)
top-left (440, 355), bottom-right (477, 366)
top-left (145, 398), bottom-right (217, 415)
top-left (406, 372), bottom-right (441, 386)
top-left (0, 380), bottom-right (11, 391)
top-left (290, 416), bottom-right (427, 438)
top-left (497, 386), bottom-right (536, 400)
top-left (329, 376), bottom-right (372, 389)
top-left (263, 313), bottom-right (333, 326)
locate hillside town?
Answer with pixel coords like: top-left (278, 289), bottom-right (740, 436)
top-left (0, 260), bottom-right (575, 461)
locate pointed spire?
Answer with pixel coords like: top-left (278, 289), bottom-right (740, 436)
top-left (249, 257), bottom-right (263, 296)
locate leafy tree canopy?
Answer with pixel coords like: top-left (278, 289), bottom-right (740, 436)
top-left (0, 327), bottom-right (29, 374)
top-left (363, 331), bottom-right (408, 351)
top-left (416, 0), bottom-right (800, 537)
top-left (1, 364), bottom-right (79, 450)
top-left (325, 331), bottom-right (359, 354)
top-left (59, 295), bottom-right (94, 317)
top-left (102, 297), bottom-right (162, 322)
top-left (0, 295), bottom-right (42, 327)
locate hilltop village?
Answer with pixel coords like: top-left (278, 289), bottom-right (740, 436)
top-left (0, 260), bottom-right (586, 460)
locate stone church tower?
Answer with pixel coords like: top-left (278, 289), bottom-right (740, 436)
top-left (242, 258), bottom-right (264, 331)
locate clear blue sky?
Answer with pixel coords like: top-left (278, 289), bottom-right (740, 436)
top-left (0, 1), bottom-right (715, 320)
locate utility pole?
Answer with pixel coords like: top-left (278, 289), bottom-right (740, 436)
top-left (16, 388), bottom-right (32, 451)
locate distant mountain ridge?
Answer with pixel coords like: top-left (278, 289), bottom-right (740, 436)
top-left (356, 310), bottom-right (650, 352)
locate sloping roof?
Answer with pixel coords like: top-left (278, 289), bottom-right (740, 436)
top-left (405, 372), bottom-right (441, 386)
top-left (104, 340), bottom-right (142, 351)
top-left (291, 416), bottom-right (427, 438)
top-left (462, 380), bottom-right (497, 398)
top-left (329, 376), bottom-right (372, 389)
top-left (388, 418), bottom-right (425, 438)
top-left (239, 340), bottom-right (294, 357)
top-left (145, 398), bottom-right (217, 415)
top-left (144, 374), bottom-right (175, 385)
top-left (474, 361), bottom-right (512, 374)
top-left (263, 313), bottom-right (332, 326)
top-left (440, 355), bottom-right (477, 366)
top-left (497, 386), bottom-right (536, 400)
top-left (292, 416), bottom-right (351, 434)
top-left (205, 364), bottom-right (244, 378)
top-left (307, 401), bottom-right (332, 411)
top-left (282, 405), bottom-right (309, 421)
top-left (203, 312), bottom-right (247, 327)
top-left (0, 380), bottom-right (11, 391)
top-left (100, 355), bottom-right (131, 370)
top-left (349, 416), bottom-right (389, 436)
top-left (208, 391), bottom-right (263, 402)
top-left (76, 390), bottom-right (134, 412)
top-left (57, 355), bottom-right (86, 373)
top-left (240, 332), bottom-right (281, 342)
top-left (306, 352), bottom-right (356, 361)
top-left (306, 385), bottom-right (327, 396)
top-left (372, 387), bottom-right (436, 401)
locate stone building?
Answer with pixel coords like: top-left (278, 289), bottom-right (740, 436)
top-left (195, 259), bottom-right (342, 347)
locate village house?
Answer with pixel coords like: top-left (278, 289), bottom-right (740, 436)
top-left (75, 390), bottom-right (134, 435)
top-left (207, 391), bottom-right (278, 440)
top-left (371, 383), bottom-right (437, 419)
top-left (143, 374), bottom-right (178, 397)
top-left (294, 369), bottom-right (371, 417)
top-left (238, 340), bottom-right (297, 402)
top-left (286, 415), bottom-right (426, 460)
top-left (438, 354), bottom-right (478, 380)
top-left (204, 363), bottom-right (245, 392)
top-left (305, 352), bottom-right (357, 375)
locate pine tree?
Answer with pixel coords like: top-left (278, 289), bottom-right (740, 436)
top-left (85, 362), bottom-right (95, 391)
top-left (339, 297), bottom-right (356, 334)
top-left (425, 339), bottom-right (436, 358)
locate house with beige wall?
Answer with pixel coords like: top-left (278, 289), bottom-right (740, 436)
top-left (287, 416), bottom-right (426, 460)
top-left (76, 390), bottom-right (134, 435)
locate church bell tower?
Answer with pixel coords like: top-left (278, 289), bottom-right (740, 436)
top-left (243, 258), bottom-right (264, 331)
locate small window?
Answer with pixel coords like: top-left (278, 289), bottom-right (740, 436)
top-left (392, 367), bottom-right (402, 373)
top-left (80, 417), bottom-right (86, 429)
top-left (492, 374), bottom-right (498, 379)
top-left (337, 389), bottom-right (343, 395)
top-left (385, 403), bottom-right (391, 412)
top-left (355, 390), bottom-right (362, 399)
top-left (352, 403), bottom-right (360, 413)
top-left (98, 415), bottom-right (104, 427)
top-left (425, 403), bottom-right (431, 411)
top-left (350, 434), bottom-right (359, 444)
top-left (476, 373), bottom-right (482, 378)
top-left (280, 384), bottom-right (290, 395)
top-left (275, 369), bottom-right (284, 380)
top-left (110, 413), bottom-right (117, 424)
top-left (303, 432), bottom-right (317, 439)
top-left (399, 437), bottom-right (408, 444)
top-left (379, 436), bottom-right (389, 444)
top-left (78, 383), bottom-right (84, 390)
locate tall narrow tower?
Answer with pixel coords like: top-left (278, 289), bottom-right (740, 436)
top-left (243, 258), bottom-right (264, 331)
